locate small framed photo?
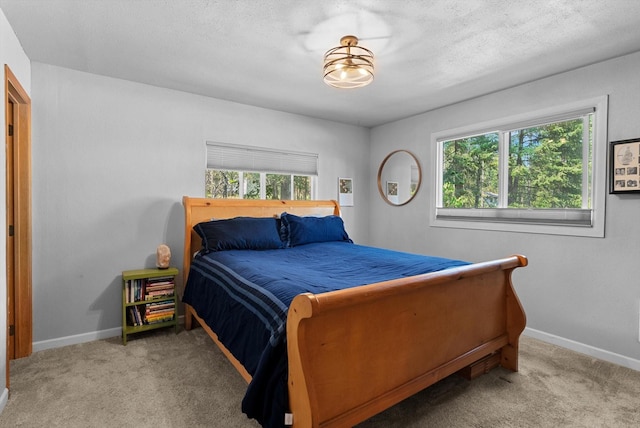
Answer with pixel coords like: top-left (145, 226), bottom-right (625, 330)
top-left (386, 181), bottom-right (398, 196)
top-left (386, 181), bottom-right (398, 204)
top-left (610, 138), bottom-right (640, 194)
top-left (338, 177), bottom-right (353, 206)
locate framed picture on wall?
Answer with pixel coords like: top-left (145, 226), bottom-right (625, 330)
top-left (610, 138), bottom-right (640, 194)
top-left (338, 177), bottom-right (354, 206)
top-left (386, 181), bottom-right (398, 204)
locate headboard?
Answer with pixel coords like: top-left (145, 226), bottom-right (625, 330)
top-left (181, 196), bottom-right (341, 285)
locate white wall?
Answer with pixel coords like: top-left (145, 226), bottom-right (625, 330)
top-left (0, 5), bottom-right (31, 412)
top-left (370, 51), bottom-right (640, 369)
top-left (30, 63), bottom-right (370, 346)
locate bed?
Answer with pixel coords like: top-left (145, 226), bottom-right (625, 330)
top-left (181, 197), bottom-right (527, 428)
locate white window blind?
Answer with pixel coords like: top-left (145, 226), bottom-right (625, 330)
top-left (206, 142), bottom-right (318, 175)
top-left (435, 208), bottom-right (592, 226)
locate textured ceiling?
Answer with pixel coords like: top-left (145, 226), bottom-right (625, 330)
top-left (3, 0), bottom-right (640, 127)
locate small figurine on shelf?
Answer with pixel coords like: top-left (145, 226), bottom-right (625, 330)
top-left (156, 244), bottom-right (171, 269)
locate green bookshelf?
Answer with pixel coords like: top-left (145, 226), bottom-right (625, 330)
top-left (121, 267), bottom-right (179, 345)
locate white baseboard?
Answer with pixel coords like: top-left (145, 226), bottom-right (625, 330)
top-left (32, 316), bottom-right (186, 352)
top-left (0, 387), bottom-right (8, 415)
top-left (524, 327), bottom-right (640, 372)
top-left (32, 327), bottom-right (122, 352)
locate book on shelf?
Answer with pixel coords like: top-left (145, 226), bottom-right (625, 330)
top-left (147, 277), bottom-right (174, 285)
top-left (127, 306), bottom-right (144, 326)
top-left (145, 299), bottom-right (175, 322)
top-left (145, 306), bottom-right (175, 314)
top-left (146, 310), bottom-right (174, 317)
top-left (146, 309), bottom-right (174, 317)
top-left (145, 313), bottom-right (175, 324)
top-left (146, 301), bottom-right (174, 310)
top-left (145, 290), bottom-right (174, 300)
top-left (147, 279), bottom-right (173, 285)
top-left (125, 277), bottom-right (175, 303)
top-left (147, 316), bottom-right (173, 324)
top-left (146, 282), bottom-right (173, 290)
top-left (125, 278), bottom-right (148, 303)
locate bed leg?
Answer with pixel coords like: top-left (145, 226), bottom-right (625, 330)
top-left (500, 344), bottom-right (519, 372)
top-left (184, 303), bottom-right (193, 330)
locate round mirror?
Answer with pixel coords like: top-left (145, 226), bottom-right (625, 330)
top-left (377, 150), bottom-right (422, 206)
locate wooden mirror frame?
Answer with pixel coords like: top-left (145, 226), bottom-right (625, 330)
top-left (377, 149), bottom-right (422, 206)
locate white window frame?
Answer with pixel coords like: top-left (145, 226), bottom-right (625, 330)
top-left (205, 142), bottom-right (318, 200)
top-left (430, 96), bottom-right (608, 238)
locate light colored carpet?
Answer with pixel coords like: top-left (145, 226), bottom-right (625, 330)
top-left (1, 328), bottom-right (639, 427)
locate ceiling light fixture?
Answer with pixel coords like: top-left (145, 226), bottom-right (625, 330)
top-left (323, 35), bottom-right (374, 89)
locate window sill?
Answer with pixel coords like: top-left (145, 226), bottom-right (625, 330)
top-left (431, 211), bottom-right (604, 238)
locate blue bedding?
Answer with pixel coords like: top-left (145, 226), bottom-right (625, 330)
top-left (182, 241), bottom-right (469, 427)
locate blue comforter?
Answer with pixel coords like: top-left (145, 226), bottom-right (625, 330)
top-left (182, 241), bottom-right (469, 427)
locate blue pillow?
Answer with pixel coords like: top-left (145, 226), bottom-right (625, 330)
top-left (280, 213), bottom-right (352, 247)
top-left (194, 217), bottom-right (284, 252)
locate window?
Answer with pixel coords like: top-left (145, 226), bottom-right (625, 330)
top-left (205, 142), bottom-right (317, 200)
top-left (432, 96), bottom-right (608, 237)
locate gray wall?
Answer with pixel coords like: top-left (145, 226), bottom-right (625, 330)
top-left (369, 51), bottom-right (640, 367)
top-left (31, 63), bottom-right (370, 345)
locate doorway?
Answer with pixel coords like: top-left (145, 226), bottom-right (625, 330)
top-left (5, 65), bottom-right (32, 389)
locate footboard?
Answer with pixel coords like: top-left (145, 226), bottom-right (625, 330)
top-left (286, 255), bottom-right (527, 428)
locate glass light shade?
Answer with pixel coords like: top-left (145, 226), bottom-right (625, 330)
top-left (323, 36), bottom-right (374, 89)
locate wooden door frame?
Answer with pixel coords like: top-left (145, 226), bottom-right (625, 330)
top-left (4, 64), bottom-right (32, 377)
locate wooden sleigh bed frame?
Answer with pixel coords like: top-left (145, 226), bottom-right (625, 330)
top-left (182, 196), bottom-right (528, 427)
